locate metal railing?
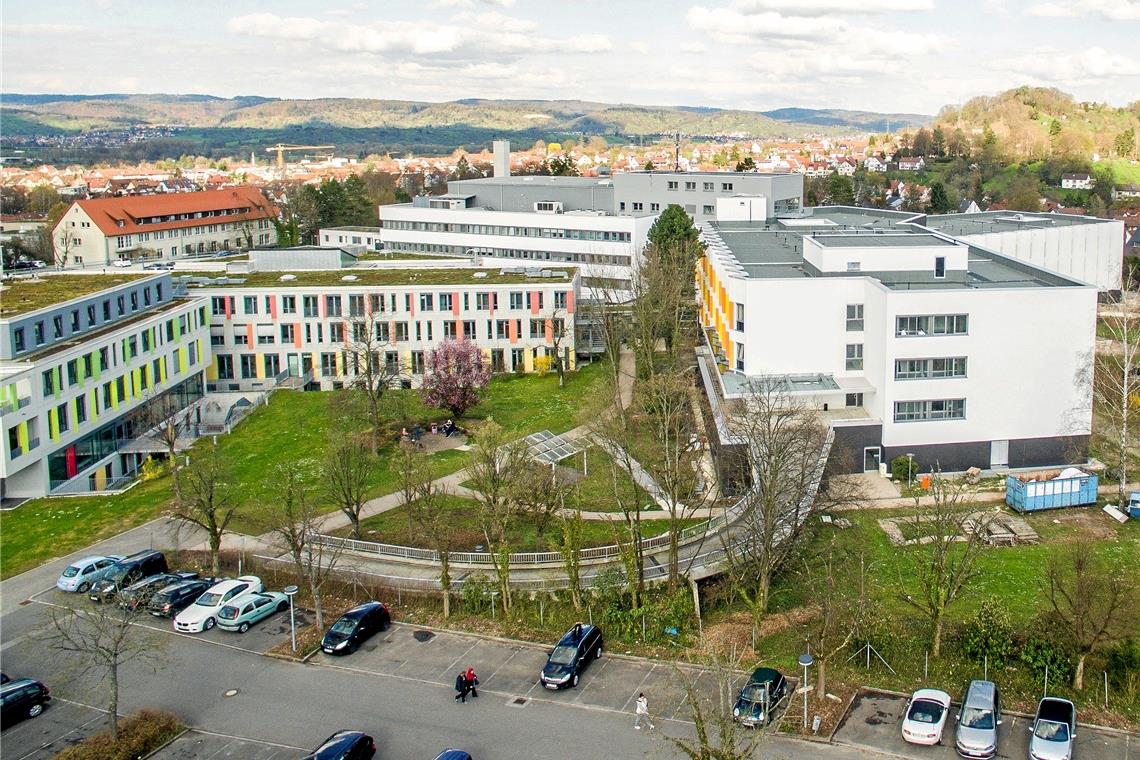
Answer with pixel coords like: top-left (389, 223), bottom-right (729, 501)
top-left (0, 396), bottom-right (31, 415)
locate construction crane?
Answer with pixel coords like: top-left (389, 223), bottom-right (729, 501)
top-left (263, 144), bottom-right (335, 176)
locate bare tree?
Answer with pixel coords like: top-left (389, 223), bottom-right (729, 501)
top-left (53, 223), bottom-right (77, 269)
top-left (345, 311), bottom-right (402, 454)
top-left (130, 390), bottom-right (191, 501)
top-left (665, 660), bottom-right (761, 760)
top-left (513, 460), bottom-right (569, 539)
top-left (173, 441), bottom-right (239, 576)
top-left (467, 421), bottom-right (530, 612)
top-left (584, 286), bottom-right (631, 414)
top-left (555, 498), bottom-right (584, 611)
top-left (723, 379), bottom-right (858, 619)
top-left (547, 308), bottom-right (571, 388)
top-left (1081, 296), bottom-right (1139, 507)
top-left (324, 434), bottom-right (373, 540)
top-left (266, 462), bottom-right (341, 630)
top-left (1042, 541), bottom-right (1134, 689)
top-left (407, 480), bottom-right (456, 618)
top-left (799, 537), bottom-right (860, 697)
top-left (594, 413), bottom-right (648, 606)
top-left (46, 604), bottom-right (166, 739)
top-left (899, 470), bottom-right (992, 658)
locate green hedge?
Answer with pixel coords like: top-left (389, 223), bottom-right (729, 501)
top-left (54, 709), bottom-right (182, 760)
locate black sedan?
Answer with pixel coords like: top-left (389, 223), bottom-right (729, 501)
top-left (733, 667), bottom-right (787, 727)
top-left (540, 623), bottom-right (603, 689)
top-left (1, 679), bottom-right (50, 728)
top-left (147, 578), bottom-right (214, 618)
top-left (117, 572), bottom-right (198, 611)
top-left (302, 730), bottom-right (376, 760)
top-left (321, 602), bottom-right (390, 655)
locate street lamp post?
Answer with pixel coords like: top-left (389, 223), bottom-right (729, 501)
top-left (798, 652), bottom-right (814, 730)
top-left (283, 585), bottom-right (299, 653)
top-left (906, 452), bottom-right (915, 488)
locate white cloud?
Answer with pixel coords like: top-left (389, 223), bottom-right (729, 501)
top-left (225, 12), bottom-right (610, 60)
top-left (435, 0), bottom-right (516, 7)
top-left (2, 23), bottom-right (85, 36)
top-left (680, 41), bottom-right (707, 53)
top-left (732, 0), bottom-right (933, 15)
top-left (631, 41), bottom-right (650, 54)
top-left (1028, 0), bottom-right (1140, 20)
top-left (994, 46), bottom-right (1140, 83)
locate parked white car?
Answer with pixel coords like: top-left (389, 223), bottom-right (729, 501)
top-left (111, 259), bottom-right (133, 268)
top-left (901, 688), bottom-right (952, 745)
top-left (173, 576), bottom-right (262, 633)
top-left (55, 555), bottom-right (122, 593)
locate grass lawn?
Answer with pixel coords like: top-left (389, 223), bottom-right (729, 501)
top-left (0, 362), bottom-right (612, 579)
top-left (739, 504), bottom-right (1140, 723)
top-left (334, 493), bottom-right (702, 553)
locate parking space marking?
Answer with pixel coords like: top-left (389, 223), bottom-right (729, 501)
top-left (180, 727), bottom-right (309, 751)
top-left (572, 656), bottom-right (612, 704)
top-left (480, 646), bottom-right (520, 686)
top-left (439, 639), bottom-right (479, 680)
top-left (8, 709), bottom-right (106, 760)
top-left (620, 663), bottom-right (658, 714)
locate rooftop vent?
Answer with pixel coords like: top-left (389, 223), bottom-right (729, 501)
top-left (341, 275), bottom-right (358, 281)
top-left (279, 274), bottom-right (297, 281)
top-left (472, 271), bottom-right (488, 278)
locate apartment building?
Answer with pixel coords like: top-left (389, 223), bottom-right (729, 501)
top-left (185, 261), bottom-right (579, 391)
top-left (318, 226), bottom-right (383, 251)
top-left (923, 211), bottom-right (1125, 294)
top-left (611, 170), bottom-right (802, 223)
top-left (697, 207), bottom-right (1096, 476)
top-left (52, 187), bottom-right (277, 268)
top-left (1, 273), bottom-right (209, 498)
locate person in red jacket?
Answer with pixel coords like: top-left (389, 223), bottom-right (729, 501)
top-left (465, 667), bottom-right (479, 698)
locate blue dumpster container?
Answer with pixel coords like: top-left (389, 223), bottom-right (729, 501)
top-left (1006, 472), bottom-right (1099, 512)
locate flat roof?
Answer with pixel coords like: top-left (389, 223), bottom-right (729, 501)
top-left (1, 274), bottom-right (151, 318)
top-left (924, 211), bottom-right (1113, 237)
top-left (703, 221), bottom-right (1079, 289)
top-left (807, 232), bottom-right (956, 248)
top-left (177, 266), bottom-right (575, 289)
top-left (450, 176), bottom-right (612, 188)
top-left (320, 226), bottom-right (382, 233)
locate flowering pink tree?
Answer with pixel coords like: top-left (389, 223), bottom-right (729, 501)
top-left (421, 339), bottom-right (492, 418)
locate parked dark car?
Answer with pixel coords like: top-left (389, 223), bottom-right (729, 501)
top-left (147, 578), bottom-right (214, 618)
top-left (89, 550), bottom-right (168, 602)
top-left (321, 602), bottom-right (390, 655)
top-left (540, 623), bottom-right (603, 689)
top-left (733, 667), bottom-right (787, 727)
top-left (117, 572), bottom-right (198, 611)
top-left (301, 730), bottom-right (376, 760)
top-left (1, 679), bottom-right (50, 728)
top-left (433, 751), bottom-right (473, 760)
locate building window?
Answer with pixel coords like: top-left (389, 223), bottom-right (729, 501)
top-left (264, 354), bottom-right (281, 377)
top-left (845, 393), bottom-right (863, 407)
top-left (722, 182), bottom-right (734, 191)
top-left (735, 342), bottom-right (745, 372)
top-left (211, 334), bottom-right (225, 347)
top-left (935, 256), bottom-right (946, 278)
top-left (320, 353), bottom-right (337, 377)
top-left (326, 295), bottom-right (342, 317)
top-left (102, 300), bottom-right (111, 321)
top-left (375, 322), bottom-right (390, 342)
top-left (243, 296), bottom-right (258, 314)
top-left (67, 359), bottom-right (78, 385)
top-left (476, 293), bottom-right (490, 310)
top-left (511, 348), bottom-right (525, 370)
top-left (240, 354), bottom-right (257, 379)
top-left (281, 324), bottom-right (295, 343)
top-left (845, 344), bottom-right (863, 371)
top-left (846, 304), bottom-right (864, 331)
top-left (86, 305), bottom-right (97, 326)
top-left (894, 357), bottom-right (968, 380)
top-left (211, 296), bottom-right (227, 316)
top-left (529, 319), bottom-right (544, 338)
top-left (395, 322), bottom-right (409, 342)
top-left (34, 322), bottom-right (45, 345)
top-left (57, 402), bottom-right (70, 433)
top-left (509, 291), bottom-right (524, 310)
top-left (895, 314), bottom-right (968, 337)
top-left (444, 321), bottom-right (457, 339)
top-left (216, 355), bottom-right (234, 379)
top-left (619, 202), bottom-right (626, 211)
top-left (53, 315), bottom-right (64, 339)
top-left (439, 293), bottom-right (453, 311)
top-left (42, 369), bottom-right (55, 396)
top-left (632, 202), bottom-right (644, 211)
top-left (685, 181), bottom-right (696, 191)
top-left (303, 296), bottom-right (319, 318)
top-left (463, 320), bottom-right (477, 339)
top-left (734, 303), bottom-right (744, 332)
top-left (349, 294), bottom-right (364, 317)
top-left (703, 182), bottom-right (714, 191)
top-left (330, 323), bottom-right (344, 343)
top-left (76, 395), bottom-right (87, 425)
top-left (703, 205), bottom-right (714, 214)
top-left (13, 328), bottom-right (25, 352)
top-left (894, 399), bottom-right (966, 422)
top-left (419, 293), bottom-right (434, 312)
top-left (495, 319), bottom-right (510, 339)
top-left (667, 181), bottom-right (679, 190)
top-left (554, 291), bottom-right (568, 310)
top-left (650, 203), bottom-right (660, 212)
top-left (410, 351), bottom-right (425, 374)
top-left (282, 295), bottom-right (297, 314)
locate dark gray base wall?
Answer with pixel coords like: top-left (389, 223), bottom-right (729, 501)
top-left (882, 434), bottom-right (1089, 473)
top-left (828, 424), bottom-right (883, 476)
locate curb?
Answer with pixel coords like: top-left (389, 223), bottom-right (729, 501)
top-left (141, 726), bottom-right (190, 759)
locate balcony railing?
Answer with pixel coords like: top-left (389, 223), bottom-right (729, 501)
top-left (0, 396), bottom-right (32, 415)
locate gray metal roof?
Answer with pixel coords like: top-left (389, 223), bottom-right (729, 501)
top-left (923, 210), bottom-right (1112, 237)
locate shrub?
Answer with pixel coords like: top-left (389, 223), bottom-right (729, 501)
top-left (961, 597), bottom-right (1016, 668)
top-left (54, 709), bottom-right (182, 760)
top-left (459, 572), bottom-right (495, 615)
top-left (1106, 638), bottom-right (1140, 690)
top-left (1020, 617), bottom-right (1075, 685)
top-left (891, 455), bottom-right (918, 483)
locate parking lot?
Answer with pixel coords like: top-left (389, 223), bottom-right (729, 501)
top-left (313, 622), bottom-right (747, 725)
top-left (28, 587), bottom-right (314, 657)
top-left (834, 690), bottom-right (1134, 760)
top-left (0, 699), bottom-right (109, 760)
top-left (150, 730), bottom-right (308, 759)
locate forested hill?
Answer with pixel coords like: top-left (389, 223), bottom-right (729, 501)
top-left (933, 86), bottom-right (1140, 161)
top-left (1, 93), bottom-right (925, 138)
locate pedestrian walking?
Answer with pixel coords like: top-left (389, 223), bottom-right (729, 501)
top-left (465, 667), bottom-right (479, 698)
top-left (454, 671), bottom-right (470, 703)
top-left (634, 693), bottom-right (654, 730)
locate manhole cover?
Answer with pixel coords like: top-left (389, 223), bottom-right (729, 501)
top-left (508, 697), bottom-right (529, 708)
top-left (413, 630), bottom-right (435, 642)
top-left (224, 689), bottom-right (239, 698)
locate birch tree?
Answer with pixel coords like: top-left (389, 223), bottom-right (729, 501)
top-left (346, 310), bottom-right (402, 454)
top-left (324, 434), bottom-right (373, 540)
top-left (1083, 296), bottom-right (1139, 507)
top-left (407, 480), bottom-right (457, 618)
top-left (467, 421), bottom-right (529, 611)
top-left (172, 441), bottom-right (240, 575)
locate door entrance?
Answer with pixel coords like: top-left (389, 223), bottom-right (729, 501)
top-left (287, 353), bottom-right (300, 377)
top-left (990, 440), bottom-right (1009, 469)
top-left (863, 446), bottom-right (882, 472)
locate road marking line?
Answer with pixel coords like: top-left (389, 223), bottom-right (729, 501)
top-left (620, 663), bottom-right (658, 713)
top-left (573, 657), bottom-right (611, 703)
top-left (10, 708), bottom-right (106, 760)
top-left (480, 646), bottom-right (520, 686)
top-left (177, 727), bottom-right (310, 751)
top-left (439, 640), bottom-right (479, 680)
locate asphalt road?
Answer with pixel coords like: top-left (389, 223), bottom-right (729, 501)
top-left (0, 587), bottom-right (885, 760)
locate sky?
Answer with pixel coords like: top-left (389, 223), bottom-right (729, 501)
top-left (3, 0), bottom-right (1138, 115)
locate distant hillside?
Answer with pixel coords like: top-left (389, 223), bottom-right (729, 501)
top-left (761, 107), bottom-right (928, 131)
top-left (935, 86), bottom-right (1140, 161)
top-left (0, 94), bottom-right (910, 139)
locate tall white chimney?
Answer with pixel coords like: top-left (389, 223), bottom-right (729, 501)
top-left (493, 140), bottom-right (510, 178)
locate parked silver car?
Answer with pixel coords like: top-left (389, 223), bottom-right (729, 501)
top-left (955, 680), bottom-right (1001, 759)
top-left (1029, 697), bottom-right (1076, 760)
